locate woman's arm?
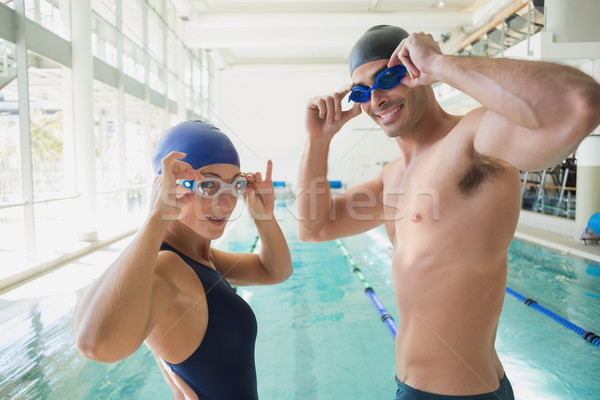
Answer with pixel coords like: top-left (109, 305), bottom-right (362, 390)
top-left (75, 152), bottom-right (196, 362)
top-left (213, 218), bottom-right (292, 286)
top-left (212, 160), bottom-right (292, 286)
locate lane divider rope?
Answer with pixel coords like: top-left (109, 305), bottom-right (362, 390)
top-left (337, 240), bottom-right (397, 338)
top-left (505, 286), bottom-right (600, 348)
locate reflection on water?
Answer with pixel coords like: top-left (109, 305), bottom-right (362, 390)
top-left (507, 240), bottom-right (600, 334)
top-left (0, 288), bottom-right (170, 400)
top-left (501, 239), bottom-right (600, 400)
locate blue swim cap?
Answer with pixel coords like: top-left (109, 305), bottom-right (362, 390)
top-left (349, 25), bottom-right (410, 74)
top-left (152, 120), bottom-right (240, 174)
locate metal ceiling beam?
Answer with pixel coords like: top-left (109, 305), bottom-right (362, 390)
top-left (183, 11), bottom-right (472, 49)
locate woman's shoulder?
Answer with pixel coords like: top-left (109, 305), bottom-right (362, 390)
top-left (157, 248), bottom-right (185, 268)
top-left (155, 249), bottom-right (196, 288)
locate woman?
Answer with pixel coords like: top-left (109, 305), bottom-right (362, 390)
top-left (76, 120), bottom-right (293, 400)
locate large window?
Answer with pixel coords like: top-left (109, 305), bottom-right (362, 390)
top-left (93, 80), bottom-right (120, 193)
top-left (91, 0), bottom-right (116, 26)
top-left (92, 14), bottom-right (118, 67)
top-left (123, 37), bottom-right (145, 82)
top-left (183, 49), bottom-right (192, 114)
top-left (124, 94), bottom-right (147, 192)
top-left (149, 102), bottom-right (166, 151)
top-left (148, 11), bottom-right (164, 63)
top-left (95, 91), bottom-right (149, 239)
top-left (0, 39), bottom-right (24, 263)
top-left (28, 54), bottom-right (70, 201)
top-left (122, 0), bottom-right (144, 48)
top-left (25, 0), bottom-right (69, 40)
top-left (201, 50), bottom-right (213, 119)
top-left (27, 52), bottom-right (79, 259)
top-left (0, 39), bottom-right (20, 206)
top-left (166, 31), bottom-right (178, 102)
top-left (149, 57), bottom-right (164, 94)
top-left (0, 0), bottom-right (214, 283)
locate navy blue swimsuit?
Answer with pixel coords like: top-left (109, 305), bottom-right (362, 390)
top-left (160, 242), bottom-right (259, 400)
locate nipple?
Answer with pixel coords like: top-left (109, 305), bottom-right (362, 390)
top-left (411, 213), bottom-right (421, 222)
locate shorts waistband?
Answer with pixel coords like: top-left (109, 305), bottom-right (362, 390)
top-left (395, 374), bottom-right (514, 400)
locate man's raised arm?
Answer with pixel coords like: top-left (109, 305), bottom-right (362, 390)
top-left (389, 32), bottom-right (600, 171)
top-left (297, 86), bottom-right (383, 242)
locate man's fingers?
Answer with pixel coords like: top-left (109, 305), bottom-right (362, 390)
top-left (317, 98), bottom-right (328, 118)
top-left (307, 97), bottom-right (326, 118)
top-left (399, 45), bottom-right (419, 79)
top-left (324, 96), bottom-right (335, 124)
top-left (310, 92), bottom-right (349, 122)
top-left (333, 94), bottom-right (342, 121)
top-left (341, 102), bottom-right (362, 124)
top-left (337, 83), bottom-right (354, 95)
top-left (388, 45), bottom-right (402, 68)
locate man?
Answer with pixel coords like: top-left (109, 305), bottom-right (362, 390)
top-left (297, 25), bottom-right (600, 399)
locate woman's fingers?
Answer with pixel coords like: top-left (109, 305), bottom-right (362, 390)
top-left (161, 151), bottom-right (186, 176)
top-left (265, 160), bottom-right (273, 182)
top-left (172, 160), bottom-right (196, 180)
top-left (244, 172), bottom-right (263, 184)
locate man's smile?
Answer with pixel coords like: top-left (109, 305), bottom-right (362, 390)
top-left (376, 102), bottom-right (404, 124)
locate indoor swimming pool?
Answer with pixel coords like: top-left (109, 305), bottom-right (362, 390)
top-left (0, 204), bottom-right (599, 399)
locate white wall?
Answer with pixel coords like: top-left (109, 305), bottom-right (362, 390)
top-left (215, 63), bottom-right (401, 190)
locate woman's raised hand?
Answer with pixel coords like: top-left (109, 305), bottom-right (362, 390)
top-left (150, 151), bottom-right (198, 222)
top-left (243, 160), bottom-right (275, 220)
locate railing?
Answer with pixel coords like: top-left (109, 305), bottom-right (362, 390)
top-left (520, 161), bottom-right (576, 219)
top-left (453, 0), bottom-right (544, 57)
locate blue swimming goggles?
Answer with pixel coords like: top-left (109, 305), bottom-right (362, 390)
top-left (349, 65), bottom-right (407, 103)
top-left (176, 177), bottom-right (247, 198)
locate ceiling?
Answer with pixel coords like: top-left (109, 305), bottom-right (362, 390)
top-left (174, 0), bottom-right (512, 67)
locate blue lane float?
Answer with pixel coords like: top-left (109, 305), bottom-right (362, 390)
top-left (505, 286), bottom-right (600, 348)
top-left (336, 240), bottom-right (397, 338)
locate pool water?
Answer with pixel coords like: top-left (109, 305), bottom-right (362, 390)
top-left (341, 227), bottom-right (600, 400)
top-left (0, 204), bottom-right (599, 399)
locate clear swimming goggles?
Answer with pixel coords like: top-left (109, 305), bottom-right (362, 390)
top-left (176, 177), bottom-right (248, 198)
top-left (349, 65), bottom-right (407, 103)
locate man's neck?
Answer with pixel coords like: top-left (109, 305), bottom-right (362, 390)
top-left (395, 108), bottom-right (461, 167)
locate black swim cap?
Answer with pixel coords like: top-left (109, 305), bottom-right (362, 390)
top-left (349, 25), bottom-right (410, 74)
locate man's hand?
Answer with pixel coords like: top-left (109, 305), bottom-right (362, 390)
top-left (388, 32), bottom-right (444, 88)
top-left (305, 84), bottom-right (362, 142)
